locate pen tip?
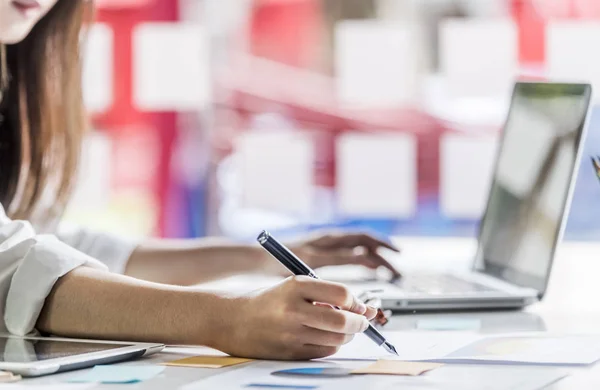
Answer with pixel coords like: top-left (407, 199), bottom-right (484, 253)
top-left (383, 341), bottom-right (399, 356)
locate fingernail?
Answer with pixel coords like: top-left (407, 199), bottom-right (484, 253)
top-left (356, 300), bottom-right (367, 314)
top-left (361, 319), bottom-right (369, 332)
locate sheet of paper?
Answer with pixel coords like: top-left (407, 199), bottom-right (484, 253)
top-left (417, 318), bottom-right (482, 331)
top-left (335, 21), bottom-right (417, 107)
top-left (336, 132), bottom-right (417, 218)
top-left (440, 19), bottom-right (517, 98)
top-left (351, 361), bottom-right (444, 376)
top-left (439, 134), bottom-right (498, 219)
top-left (327, 332), bottom-right (479, 361)
top-left (133, 23), bottom-right (210, 110)
top-left (439, 334), bottom-right (600, 365)
top-left (245, 383), bottom-right (319, 389)
top-left (547, 22), bottom-right (600, 103)
top-left (68, 365), bottom-right (165, 384)
top-left (181, 359), bottom-right (567, 390)
top-left (376, 366), bottom-right (567, 390)
top-left (181, 361), bottom-right (387, 390)
top-left (163, 356), bottom-right (254, 368)
top-left (236, 131), bottom-right (314, 216)
top-left (329, 331), bottom-right (600, 366)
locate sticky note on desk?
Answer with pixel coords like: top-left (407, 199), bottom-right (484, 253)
top-left (68, 365), bottom-right (165, 384)
top-left (245, 385), bottom-right (318, 389)
top-left (417, 318), bottom-right (482, 331)
top-left (0, 386), bottom-right (94, 390)
top-left (351, 361), bottom-right (443, 376)
top-left (164, 356), bottom-right (254, 369)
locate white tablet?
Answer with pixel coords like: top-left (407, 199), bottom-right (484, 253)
top-left (0, 334), bottom-right (164, 377)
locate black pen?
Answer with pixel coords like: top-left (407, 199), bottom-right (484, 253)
top-left (257, 230), bottom-right (399, 356)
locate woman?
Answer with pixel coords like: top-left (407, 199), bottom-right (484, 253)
top-left (0, 0), bottom-right (401, 360)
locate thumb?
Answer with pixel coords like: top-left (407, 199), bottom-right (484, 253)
top-left (345, 295), bottom-right (368, 316)
top-left (364, 305), bottom-right (378, 320)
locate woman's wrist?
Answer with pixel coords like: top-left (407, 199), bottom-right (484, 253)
top-left (154, 288), bottom-right (230, 347)
top-left (190, 292), bottom-right (239, 351)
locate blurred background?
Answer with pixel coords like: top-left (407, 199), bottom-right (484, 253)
top-left (68, 0), bottom-right (600, 242)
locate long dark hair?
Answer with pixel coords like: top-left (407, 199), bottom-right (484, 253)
top-left (0, 0), bottom-right (91, 221)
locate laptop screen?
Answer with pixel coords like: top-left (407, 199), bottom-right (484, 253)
top-left (475, 82), bottom-right (591, 294)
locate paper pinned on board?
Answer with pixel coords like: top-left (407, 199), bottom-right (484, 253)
top-left (133, 24), bottom-right (210, 110)
top-left (440, 19), bottom-right (517, 98)
top-left (547, 22), bottom-right (600, 103)
top-left (236, 131), bottom-right (315, 216)
top-left (82, 23), bottom-right (113, 113)
top-left (335, 21), bottom-right (417, 107)
top-left (439, 134), bottom-right (498, 219)
top-left (336, 132), bottom-right (417, 219)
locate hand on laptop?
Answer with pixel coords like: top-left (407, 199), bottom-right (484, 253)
top-left (283, 231), bottom-right (402, 278)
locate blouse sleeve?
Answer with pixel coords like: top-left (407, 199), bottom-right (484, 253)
top-left (56, 224), bottom-right (138, 275)
top-left (0, 204), bottom-right (108, 336)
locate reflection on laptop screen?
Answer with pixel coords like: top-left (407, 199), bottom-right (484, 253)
top-left (476, 83), bottom-right (591, 293)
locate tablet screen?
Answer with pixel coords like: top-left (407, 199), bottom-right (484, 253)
top-left (0, 337), bottom-right (128, 362)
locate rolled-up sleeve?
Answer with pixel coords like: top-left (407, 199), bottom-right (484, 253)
top-left (0, 205), bottom-right (107, 336)
top-left (56, 224), bottom-right (138, 275)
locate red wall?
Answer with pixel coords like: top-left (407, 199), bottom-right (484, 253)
top-left (93, 0), bottom-right (180, 236)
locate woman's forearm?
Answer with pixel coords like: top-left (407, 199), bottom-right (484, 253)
top-left (36, 267), bottom-right (379, 361)
top-left (124, 238), bottom-right (272, 286)
top-left (37, 267), bottom-right (230, 347)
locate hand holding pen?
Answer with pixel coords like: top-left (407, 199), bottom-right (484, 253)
top-left (258, 230), bottom-right (399, 356)
top-left (208, 231), bottom-right (397, 360)
top-left (215, 269), bottom-right (381, 360)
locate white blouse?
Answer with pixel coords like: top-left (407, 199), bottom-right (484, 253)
top-left (0, 203), bottom-right (137, 336)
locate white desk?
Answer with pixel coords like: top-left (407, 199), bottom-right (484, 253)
top-left (17, 237), bottom-right (600, 389)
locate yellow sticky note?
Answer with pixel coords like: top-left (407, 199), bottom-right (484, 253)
top-left (351, 360), bottom-right (444, 376)
top-left (0, 370), bottom-right (20, 383)
top-left (163, 356), bottom-right (254, 369)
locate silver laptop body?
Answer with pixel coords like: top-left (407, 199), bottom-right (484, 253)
top-left (353, 82), bottom-right (593, 311)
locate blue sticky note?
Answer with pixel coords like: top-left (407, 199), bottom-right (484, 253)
top-left (417, 318), bottom-right (482, 331)
top-left (68, 365), bottom-right (165, 384)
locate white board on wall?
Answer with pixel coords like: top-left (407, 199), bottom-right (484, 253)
top-left (440, 19), bottom-right (518, 98)
top-left (236, 131), bottom-right (315, 216)
top-left (440, 134), bottom-right (498, 219)
top-left (547, 21), bottom-right (600, 102)
top-left (82, 23), bottom-right (113, 113)
top-left (69, 132), bottom-right (112, 210)
top-left (336, 132), bottom-right (417, 218)
top-left (133, 23), bottom-right (210, 111)
top-left (335, 21), bottom-right (416, 107)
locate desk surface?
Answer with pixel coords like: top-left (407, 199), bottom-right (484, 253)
top-left (19, 237), bottom-right (600, 389)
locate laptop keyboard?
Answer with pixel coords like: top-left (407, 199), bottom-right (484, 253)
top-left (395, 274), bottom-right (500, 294)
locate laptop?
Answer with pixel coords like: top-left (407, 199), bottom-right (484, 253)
top-left (0, 334), bottom-right (164, 377)
top-left (350, 82), bottom-right (593, 311)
